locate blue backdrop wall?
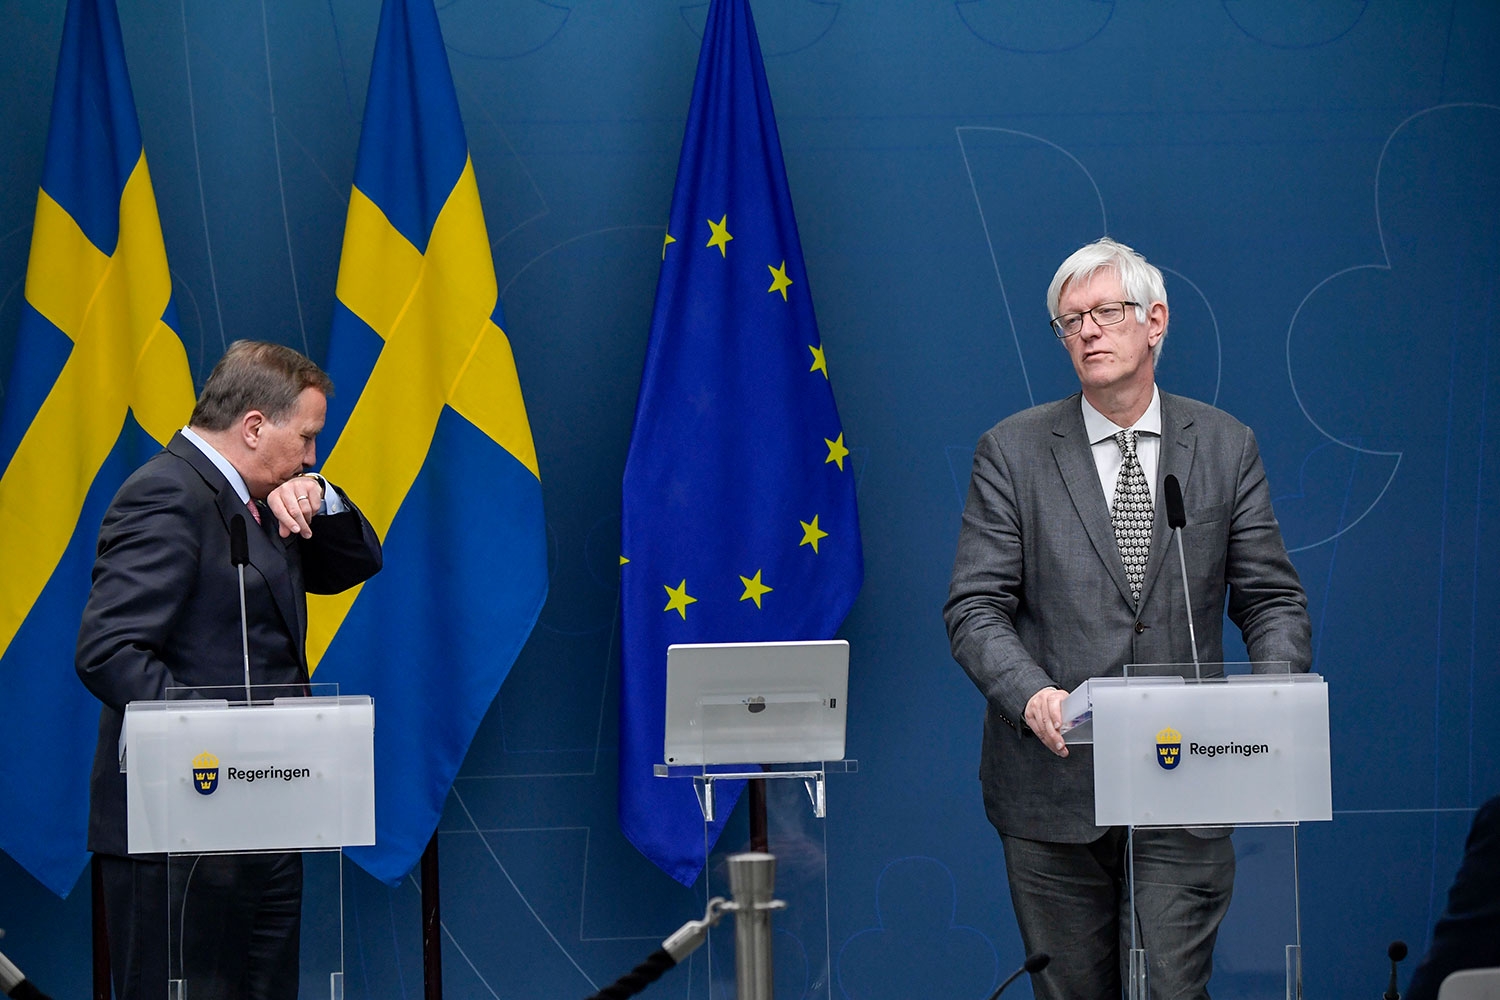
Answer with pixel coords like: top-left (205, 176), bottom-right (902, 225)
top-left (2, 1), bottom-right (1498, 997)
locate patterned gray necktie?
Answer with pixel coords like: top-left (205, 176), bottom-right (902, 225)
top-left (1112, 430), bottom-right (1152, 603)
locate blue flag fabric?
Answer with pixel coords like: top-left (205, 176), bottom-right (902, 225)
top-left (619, 0), bottom-right (864, 886)
top-left (311, 0), bottom-right (548, 884)
top-left (0, 0), bottom-right (195, 896)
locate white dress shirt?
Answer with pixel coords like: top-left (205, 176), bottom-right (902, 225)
top-left (1080, 385), bottom-right (1162, 509)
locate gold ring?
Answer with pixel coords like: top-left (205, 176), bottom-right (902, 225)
top-left (296, 495), bottom-right (309, 502)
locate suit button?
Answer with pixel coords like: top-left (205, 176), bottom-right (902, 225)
top-left (1134, 621), bottom-right (1146, 634)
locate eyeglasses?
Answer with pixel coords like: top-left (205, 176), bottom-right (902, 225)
top-left (1049, 301), bottom-right (1140, 339)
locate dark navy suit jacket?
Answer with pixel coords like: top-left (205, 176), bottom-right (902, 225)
top-left (1406, 796), bottom-right (1500, 1000)
top-left (76, 432), bottom-right (382, 857)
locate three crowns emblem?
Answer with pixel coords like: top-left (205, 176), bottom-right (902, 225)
top-left (192, 750), bottom-right (220, 795)
top-left (1155, 727), bottom-right (1182, 771)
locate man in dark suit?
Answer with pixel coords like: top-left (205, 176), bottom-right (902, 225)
top-left (1405, 795), bottom-right (1500, 1000)
top-left (945, 238), bottom-right (1312, 1000)
top-left (76, 340), bottom-right (382, 1000)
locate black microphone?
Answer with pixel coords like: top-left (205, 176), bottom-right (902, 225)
top-left (1164, 472), bottom-right (1186, 529)
top-left (1162, 474), bottom-right (1202, 681)
top-left (1384, 940), bottom-right (1407, 1000)
top-left (231, 514), bottom-right (253, 702)
top-left (984, 952), bottom-right (1049, 999)
top-left (230, 513), bottom-right (249, 566)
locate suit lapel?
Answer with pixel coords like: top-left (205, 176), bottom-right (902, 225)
top-left (1050, 400), bottom-right (1137, 607)
top-left (243, 507), bottom-right (305, 661)
top-left (169, 434), bottom-right (306, 664)
top-left (1138, 392), bottom-right (1197, 607)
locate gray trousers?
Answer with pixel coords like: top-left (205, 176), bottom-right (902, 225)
top-left (999, 827), bottom-right (1235, 1000)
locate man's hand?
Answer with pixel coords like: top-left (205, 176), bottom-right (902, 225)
top-left (265, 475), bottom-right (324, 539)
top-left (1023, 687), bottom-right (1070, 758)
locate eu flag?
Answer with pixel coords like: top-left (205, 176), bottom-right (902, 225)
top-left (619, 0), bottom-right (863, 885)
top-left (309, 0), bottom-right (548, 884)
top-left (0, 0), bottom-right (195, 896)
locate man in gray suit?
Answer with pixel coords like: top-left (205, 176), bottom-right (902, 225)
top-left (945, 238), bottom-right (1311, 999)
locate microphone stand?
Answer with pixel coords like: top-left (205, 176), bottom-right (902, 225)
top-left (984, 953), bottom-right (1049, 1000)
top-left (230, 515), bottom-right (252, 704)
top-left (1170, 529), bottom-right (1200, 682)
top-left (1163, 476), bottom-right (1201, 682)
top-left (1384, 940), bottom-right (1407, 1000)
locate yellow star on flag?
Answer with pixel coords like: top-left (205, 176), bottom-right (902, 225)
top-left (663, 579), bottom-right (697, 619)
top-left (799, 515), bottom-right (828, 554)
top-left (619, 555), bottom-right (630, 566)
top-left (809, 343), bottom-right (828, 379)
top-left (739, 569), bottom-right (773, 608)
top-left (824, 433), bottom-right (849, 471)
top-left (662, 232), bottom-right (676, 260)
top-left (706, 215), bottom-right (733, 256)
top-left (767, 260), bottom-right (793, 301)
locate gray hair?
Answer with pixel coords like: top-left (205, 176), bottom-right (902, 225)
top-left (1047, 237), bottom-right (1169, 362)
top-left (189, 341), bottom-right (334, 431)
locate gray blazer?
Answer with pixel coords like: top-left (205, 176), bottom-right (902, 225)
top-left (944, 390), bottom-right (1312, 844)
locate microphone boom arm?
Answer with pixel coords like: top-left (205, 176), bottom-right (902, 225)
top-left (1163, 475), bottom-right (1202, 683)
top-left (1171, 526), bottom-right (1201, 683)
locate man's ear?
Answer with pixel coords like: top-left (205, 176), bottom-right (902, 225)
top-left (1146, 301), bottom-right (1168, 346)
top-left (241, 410), bottom-right (266, 450)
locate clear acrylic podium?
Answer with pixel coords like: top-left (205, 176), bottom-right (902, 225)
top-left (121, 683), bottom-right (375, 1000)
top-left (655, 640), bottom-right (853, 1000)
top-left (1062, 663), bottom-right (1332, 1000)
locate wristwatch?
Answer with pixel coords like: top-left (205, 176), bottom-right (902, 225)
top-left (296, 472), bottom-right (328, 501)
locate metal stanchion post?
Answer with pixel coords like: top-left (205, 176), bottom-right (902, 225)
top-left (725, 852), bottom-right (784, 1000)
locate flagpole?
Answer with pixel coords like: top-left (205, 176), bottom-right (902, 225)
top-left (748, 779), bottom-right (769, 853)
top-left (422, 833), bottom-right (442, 1000)
top-left (91, 857), bottom-right (109, 1000)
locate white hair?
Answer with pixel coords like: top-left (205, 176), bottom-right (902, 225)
top-left (1047, 237), bottom-right (1169, 362)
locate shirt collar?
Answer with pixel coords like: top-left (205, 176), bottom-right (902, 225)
top-left (1081, 384), bottom-right (1162, 445)
top-left (181, 425), bottom-right (253, 505)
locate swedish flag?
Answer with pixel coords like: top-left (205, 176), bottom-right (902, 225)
top-left (310, 0), bottom-right (548, 884)
top-left (0, 0), bottom-right (194, 896)
top-left (619, 0), bottom-right (864, 884)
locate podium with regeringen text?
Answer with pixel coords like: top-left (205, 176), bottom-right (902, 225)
top-left (1062, 663), bottom-right (1332, 1000)
top-left (122, 684), bottom-right (374, 1000)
